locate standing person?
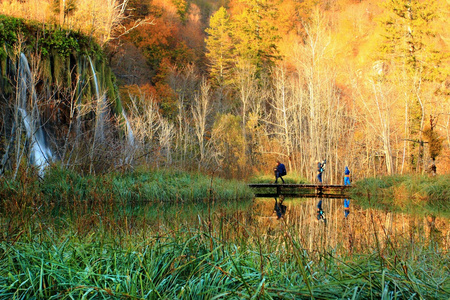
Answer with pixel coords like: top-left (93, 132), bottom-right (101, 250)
top-left (317, 159), bottom-right (326, 184)
top-left (344, 166), bottom-right (351, 185)
top-left (274, 160), bottom-right (286, 183)
top-left (344, 199), bottom-right (350, 218)
top-left (274, 195), bottom-right (287, 219)
top-left (317, 199), bottom-right (325, 221)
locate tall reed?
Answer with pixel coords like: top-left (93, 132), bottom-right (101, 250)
top-left (1, 195), bottom-right (448, 299)
top-left (351, 174), bottom-right (450, 217)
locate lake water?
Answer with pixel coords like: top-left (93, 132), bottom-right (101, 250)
top-left (12, 197), bottom-right (449, 256)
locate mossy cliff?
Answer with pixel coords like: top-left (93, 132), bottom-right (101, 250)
top-left (0, 15), bottom-right (121, 110)
top-left (0, 15), bottom-right (125, 174)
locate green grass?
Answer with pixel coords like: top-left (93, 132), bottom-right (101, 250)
top-left (248, 172), bottom-right (309, 184)
top-left (1, 219), bottom-right (448, 299)
top-left (0, 165), bottom-right (254, 204)
top-left (1, 170), bottom-right (449, 298)
top-left (350, 174), bottom-right (450, 217)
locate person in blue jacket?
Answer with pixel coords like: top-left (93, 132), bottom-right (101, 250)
top-left (274, 161), bottom-right (286, 183)
top-left (344, 199), bottom-right (350, 218)
top-left (344, 166), bottom-right (351, 185)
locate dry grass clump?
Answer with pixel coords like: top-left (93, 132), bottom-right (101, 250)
top-left (0, 0), bottom-right (128, 44)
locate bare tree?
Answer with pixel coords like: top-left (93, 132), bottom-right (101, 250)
top-left (192, 78), bottom-right (211, 170)
top-left (234, 59), bottom-right (258, 174)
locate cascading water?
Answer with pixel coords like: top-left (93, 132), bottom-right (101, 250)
top-left (18, 108), bottom-right (52, 173)
top-left (122, 111), bottom-right (135, 146)
top-left (88, 56), bottom-right (107, 141)
top-left (18, 53), bottom-right (53, 176)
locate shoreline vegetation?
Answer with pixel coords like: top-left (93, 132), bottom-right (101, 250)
top-left (0, 165), bottom-right (254, 204)
top-left (0, 168), bottom-right (449, 298)
top-left (350, 174), bottom-right (450, 217)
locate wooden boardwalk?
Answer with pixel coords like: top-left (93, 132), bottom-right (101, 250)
top-left (248, 183), bottom-right (351, 198)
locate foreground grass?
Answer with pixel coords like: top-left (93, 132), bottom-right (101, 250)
top-left (351, 174), bottom-right (450, 217)
top-left (1, 222), bottom-right (448, 299)
top-left (1, 170), bottom-right (449, 298)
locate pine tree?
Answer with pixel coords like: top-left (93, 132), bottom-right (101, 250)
top-left (231, 0), bottom-right (280, 75)
top-left (378, 0), bottom-right (448, 172)
top-left (205, 6), bottom-right (235, 87)
top-left (380, 0), bottom-right (441, 75)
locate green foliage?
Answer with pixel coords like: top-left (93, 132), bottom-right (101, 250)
top-left (378, 0), bottom-right (446, 81)
top-left (172, 0), bottom-right (190, 23)
top-left (52, 0), bottom-right (77, 16)
top-left (39, 29), bottom-right (80, 56)
top-left (0, 15), bottom-right (101, 58)
top-left (0, 15), bottom-right (23, 46)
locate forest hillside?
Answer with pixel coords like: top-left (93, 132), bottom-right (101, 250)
top-left (1, 0), bottom-right (449, 182)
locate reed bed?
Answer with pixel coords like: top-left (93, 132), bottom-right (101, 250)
top-left (1, 194), bottom-right (449, 299)
top-left (0, 166), bottom-right (254, 205)
top-left (351, 175), bottom-right (450, 217)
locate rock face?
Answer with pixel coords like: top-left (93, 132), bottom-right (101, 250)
top-left (0, 15), bottom-right (126, 175)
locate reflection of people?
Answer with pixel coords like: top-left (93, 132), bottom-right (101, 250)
top-left (317, 159), bottom-right (326, 183)
top-left (317, 199), bottom-right (325, 221)
top-left (274, 196), bottom-right (286, 219)
top-left (274, 161), bottom-right (286, 183)
top-left (344, 166), bottom-right (351, 185)
top-left (344, 199), bottom-right (350, 218)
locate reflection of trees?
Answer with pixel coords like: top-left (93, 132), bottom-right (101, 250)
top-left (235, 199), bottom-right (449, 255)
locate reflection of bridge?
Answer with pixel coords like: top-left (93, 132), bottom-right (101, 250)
top-left (248, 183), bottom-right (352, 198)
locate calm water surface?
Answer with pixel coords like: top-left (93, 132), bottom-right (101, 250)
top-left (38, 197), bottom-right (450, 254)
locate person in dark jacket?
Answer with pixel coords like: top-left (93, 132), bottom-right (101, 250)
top-left (344, 166), bottom-right (351, 185)
top-left (274, 196), bottom-right (287, 219)
top-left (274, 161), bottom-right (286, 183)
top-left (317, 199), bottom-right (325, 222)
top-left (317, 159), bottom-right (326, 183)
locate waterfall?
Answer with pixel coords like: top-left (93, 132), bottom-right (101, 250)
top-left (18, 108), bottom-right (52, 174)
top-left (88, 56), bottom-right (107, 141)
top-left (122, 110), bottom-right (135, 146)
top-left (18, 53), bottom-right (52, 175)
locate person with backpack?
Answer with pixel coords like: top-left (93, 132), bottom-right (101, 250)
top-left (317, 159), bottom-right (326, 183)
top-left (317, 199), bottom-right (326, 223)
top-left (344, 166), bottom-right (351, 185)
top-left (274, 195), bottom-right (287, 219)
top-left (274, 160), bottom-right (286, 183)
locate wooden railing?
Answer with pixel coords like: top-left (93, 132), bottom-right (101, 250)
top-left (247, 183), bottom-right (352, 198)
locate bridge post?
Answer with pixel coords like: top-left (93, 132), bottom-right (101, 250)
top-left (277, 185), bottom-right (281, 196)
top-left (316, 185), bottom-right (323, 196)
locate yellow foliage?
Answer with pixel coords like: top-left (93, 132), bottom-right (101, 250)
top-left (0, 0), bottom-right (128, 45)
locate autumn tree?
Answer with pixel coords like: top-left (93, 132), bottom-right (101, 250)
top-left (205, 6), bottom-right (235, 87)
top-left (211, 113), bottom-right (245, 178)
top-left (423, 115), bottom-right (444, 175)
top-left (289, 10), bottom-right (348, 183)
top-left (378, 0), bottom-right (448, 172)
top-left (230, 0), bottom-right (281, 75)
